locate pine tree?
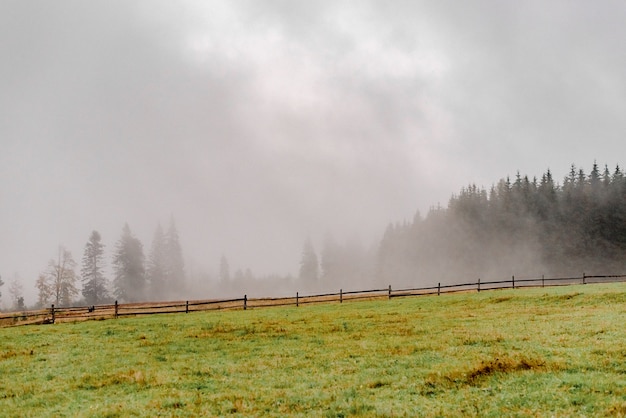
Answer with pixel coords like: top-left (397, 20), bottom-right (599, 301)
top-left (146, 223), bottom-right (167, 300)
top-left (81, 231), bottom-right (109, 305)
top-left (298, 237), bottom-right (319, 283)
top-left (112, 224), bottom-right (146, 302)
top-left (320, 233), bottom-right (339, 282)
top-left (164, 217), bottom-right (185, 296)
top-left (602, 164), bottom-right (611, 189)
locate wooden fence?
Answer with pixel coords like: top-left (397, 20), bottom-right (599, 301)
top-left (1, 273), bottom-right (625, 328)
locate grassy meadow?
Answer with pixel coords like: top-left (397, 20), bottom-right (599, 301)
top-left (1, 283), bottom-right (625, 417)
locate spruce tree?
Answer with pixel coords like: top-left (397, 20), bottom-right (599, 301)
top-left (146, 223), bottom-right (167, 300)
top-left (298, 237), bottom-right (319, 283)
top-left (81, 231), bottom-right (109, 305)
top-left (164, 217), bottom-right (185, 296)
top-left (320, 233), bottom-right (339, 282)
top-left (112, 224), bottom-right (146, 302)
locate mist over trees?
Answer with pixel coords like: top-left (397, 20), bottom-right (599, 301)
top-left (27, 219), bottom-right (187, 308)
top-left (319, 233), bottom-right (375, 290)
top-left (146, 219), bottom-right (186, 301)
top-left (6, 217), bottom-right (189, 310)
top-left (81, 231), bottom-right (109, 305)
top-left (113, 224), bottom-right (146, 303)
top-left (6, 162), bottom-right (626, 310)
top-left (219, 256), bottom-right (230, 283)
top-left (146, 224), bottom-right (167, 300)
top-left (8, 278), bottom-right (24, 311)
top-left (298, 238), bottom-right (319, 288)
top-left (163, 218), bottom-right (185, 296)
top-left (36, 246), bottom-right (79, 307)
top-left (377, 162), bottom-right (626, 286)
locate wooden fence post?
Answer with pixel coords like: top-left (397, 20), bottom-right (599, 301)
top-left (583, 272), bottom-right (586, 285)
top-left (438, 282), bottom-right (440, 296)
top-left (477, 278), bottom-right (481, 292)
top-left (50, 304), bottom-right (55, 324)
top-left (296, 292), bottom-right (299, 307)
top-left (114, 300), bottom-right (118, 319)
top-left (340, 289), bottom-right (343, 304)
top-left (388, 285), bottom-right (391, 300)
top-left (244, 295), bottom-right (247, 310)
top-left (512, 275), bottom-right (515, 289)
top-left (542, 274), bottom-right (545, 288)
top-left (186, 300), bottom-right (189, 313)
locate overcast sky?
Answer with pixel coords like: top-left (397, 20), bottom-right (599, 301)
top-left (2, 1), bottom-right (626, 303)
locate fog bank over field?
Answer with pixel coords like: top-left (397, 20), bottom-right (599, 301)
top-left (376, 163), bottom-right (626, 289)
top-left (2, 2), bottom-right (626, 306)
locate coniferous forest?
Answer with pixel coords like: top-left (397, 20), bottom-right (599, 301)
top-left (376, 162), bottom-right (626, 287)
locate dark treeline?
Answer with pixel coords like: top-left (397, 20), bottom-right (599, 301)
top-left (377, 162), bottom-right (626, 286)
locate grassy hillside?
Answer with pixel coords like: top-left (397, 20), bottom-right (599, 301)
top-left (1, 283), bottom-right (625, 417)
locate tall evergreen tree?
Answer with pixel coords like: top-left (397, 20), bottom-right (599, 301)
top-left (320, 233), bottom-right (339, 282)
top-left (164, 217), bottom-right (185, 295)
top-left (112, 224), bottom-right (146, 302)
top-left (298, 237), bottom-right (319, 283)
top-left (146, 223), bottom-right (167, 300)
top-left (81, 231), bottom-right (109, 305)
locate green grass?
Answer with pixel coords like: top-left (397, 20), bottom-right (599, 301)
top-left (1, 283), bottom-right (626, 417)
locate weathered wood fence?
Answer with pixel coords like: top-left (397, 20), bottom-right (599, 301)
top-left (1, 273), bottom-right (625, 328)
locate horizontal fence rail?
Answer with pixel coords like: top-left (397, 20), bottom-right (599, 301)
top-left (1, 273), bottom-right (625, 328)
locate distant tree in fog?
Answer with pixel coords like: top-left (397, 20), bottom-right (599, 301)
top-left (112, 224), bottom-right (146, 302)
top-left (8, 278), bottom-right (23, 310)
top-left (0, 274), bottom-right (3, 306)
top-left (164, 218), bottom-right (185, 294)
top-left (233, 268), bottom-right (245, 282)
top-left (219, 256), bottom-right (230, 282)
top-left (81, 230), bottom-right (109, 305)
top-left (298, 237), bottom-right (319, 283)
top-left (146, 219), bottom-right (185, 300)
top-left (320, 233), bottom-right (371, 288)
top-left (376, 161), bottom-right (626, 283)
top-left (39, 246), bottom-right (79, 307)
top-left (146, 223), bottom-right (167, 299)
top-left (320, 233), bottom-right (339, 282)
top-left (35, 274), bottom-right (52, 308)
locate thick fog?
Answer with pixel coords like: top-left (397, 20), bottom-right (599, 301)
top-left (2, 1), bottom-right (626, 306)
